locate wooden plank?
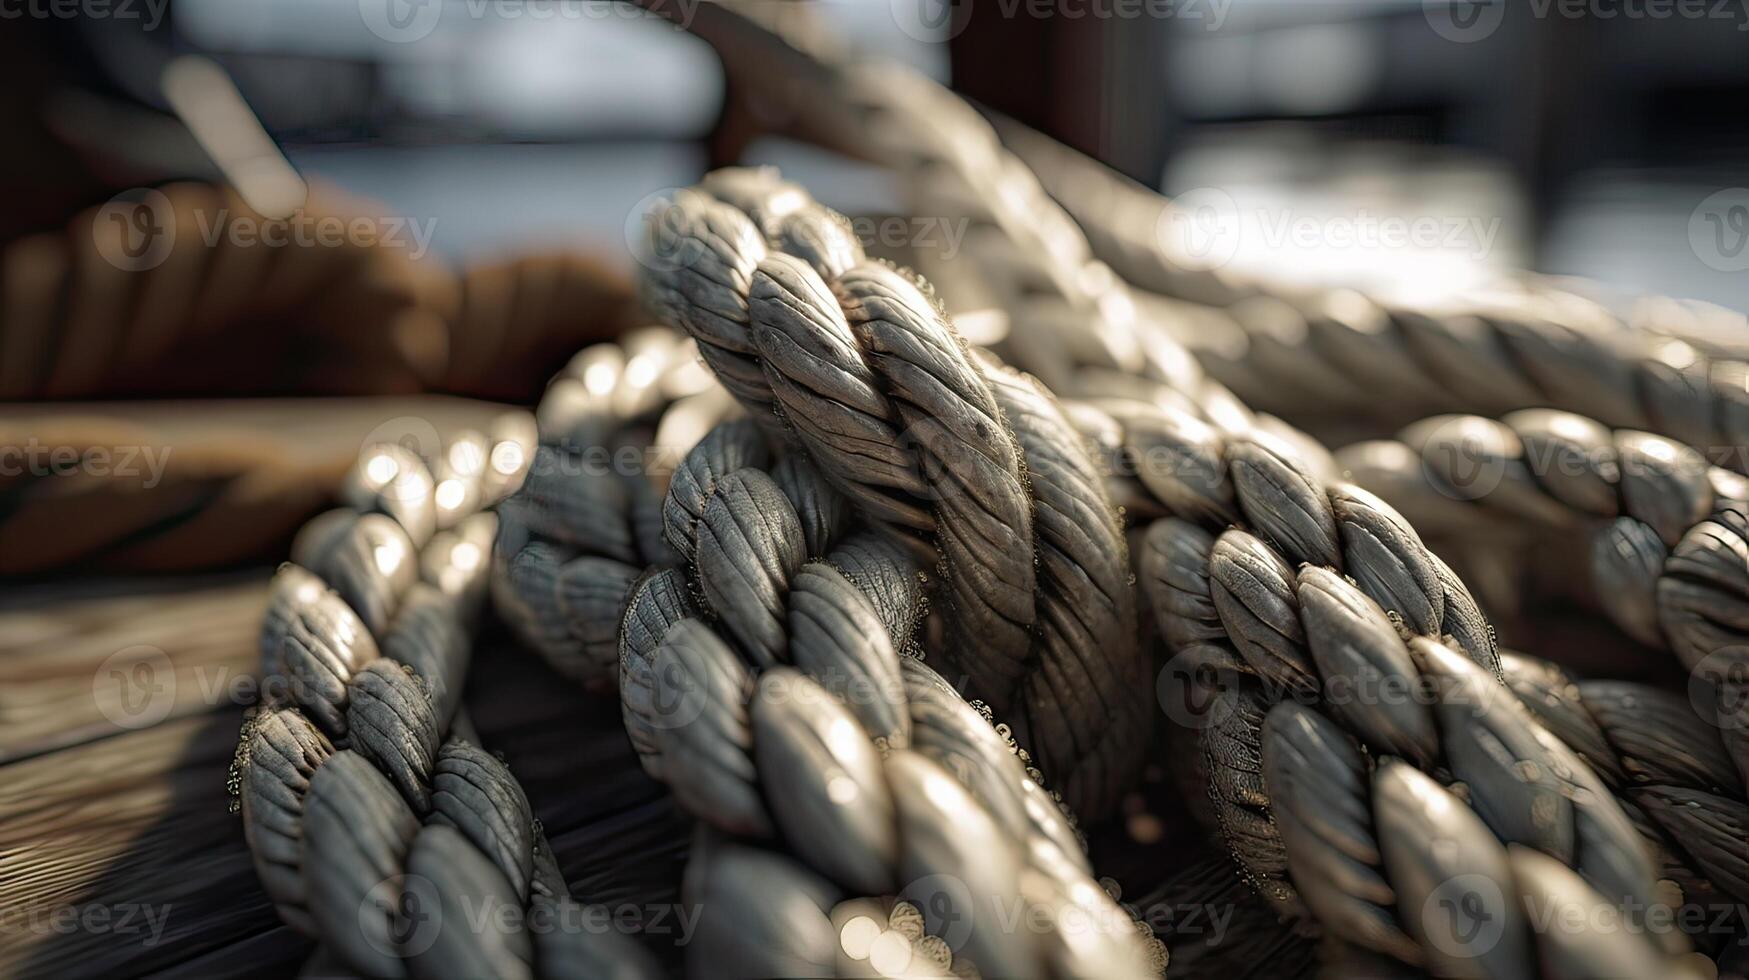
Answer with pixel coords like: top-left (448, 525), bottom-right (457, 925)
top-left (0, 574), bottom-right (690, 978)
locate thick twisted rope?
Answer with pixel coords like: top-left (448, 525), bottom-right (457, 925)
top-left (491, 328), bottom-right (724, 692)
top-left (1339, 410), bottom-right (1749, 763)
top-left (1164, 560), bottom-right (1690, 973)
top-left (489, 346), bottom-right (1164, 975)
top-left (986, 105), bottom-right (1749, 467)
top-left (613, 419), bottom-right (1160, 978)
top-left (234, 420), bottom-right (660, 978)
top-left (1, 181), bottom-right (640, 402)
top-left (1502, 651), bottom-right (1749, 914)
top-left (640, 169), bottom-right (1148, 818)
top-left (1099, 384), bottom-right (1713, 968)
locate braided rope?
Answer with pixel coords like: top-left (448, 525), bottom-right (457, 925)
top-left (494, 351), bottom-right (1163, 976)
top-left (1340, 410), bottom-right (1749, 761)
top-left (1162, 559), bottom-right (1691, 972)
top-left (1502, 651), bottom-right (1749, 913)
top-left (1086, 378), bottom-right (1721, 969)
top-left (984, 107), bottom-right (1749, 467)
top-left (639, 169), bottom-right (1149, 818)
top-left (1, 181), bottom-right (639, 403)
top-left (233, 416), bottom-right (661, 978)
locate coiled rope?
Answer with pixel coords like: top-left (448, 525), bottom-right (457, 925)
top-left (0, 181), bottom-right (638, 401)
top-left (1090, 369), bottom-right (1719, 971)
top-left (494, 339), bottom-right (1165, 977)
top-left (233, 416), bottom-right (662, 978)
top-left (637, 168), bottom-right (1148, 819)
top-left (1340, 409), bottom-right (1749, 775)
top-left (986, 107), bottom-right (1749, 466)
top-left (1503, 651), bottom-right (1749, 914)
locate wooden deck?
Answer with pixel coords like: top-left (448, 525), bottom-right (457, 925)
top-left (0, 571), bottom-right (692, 979)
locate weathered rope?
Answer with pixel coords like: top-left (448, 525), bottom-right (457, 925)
top-left (640, 169), bottom-right (1149, 819)
top-left (0, 414), bottom-right (330, 575)
top-left (489, 333), bottom-right (1164, 975)
top-left (1340, 409), bottom-right (1749, 762)
top-left (233, 418), bottom-right (660, 978)
top-left (1502, 651), bottom-right (1749, 912)
top-left (492, 328), bottom-right (722, 692)
top-left (0, 180), bottom-right (639, 402)
top-left (1159, 562), bottom-right (1691, 974)
top-left (1098, 384), bottom-right (1718, 970)
top-left (987, 109), bottom-right (1749, 466)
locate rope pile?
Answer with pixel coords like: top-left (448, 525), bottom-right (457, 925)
top-left (232, 414), bottom-right (663, 978)
top-left (209, 11), bottom-right (1749, 973)
top-left (491, 180), bottom-right (1166, 976)
top-left (637, 168), bottom-right (1151, 822)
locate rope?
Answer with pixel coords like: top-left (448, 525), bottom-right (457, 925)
top-left (639, 169), bottom-right (1149, 819)
top-left (0, 180), bottom-right (639, 402)
top-left (497, 359), bottom-right (1165, 977)
top-left (1095, 378), bottom-right (1724, 971)
top-left (1503, 651), bottom-right (1749, 913)
top-left (986, 106), bottom-right (1749, 467)
top-left (233, 416), bottom-right (662, 978)
top-left (1165, 561), bottom-right (1691, 973)
top-left (1339, 409), bottom-right (1749, 769)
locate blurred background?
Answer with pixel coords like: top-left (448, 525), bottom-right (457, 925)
top-left (10, 0), bottom-right (1749, 310)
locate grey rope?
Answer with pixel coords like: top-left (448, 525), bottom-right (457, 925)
top-left (1503, 651), bottom-right (1749, 914)
top-left (1103, 387), bottom-right (1712, 971)
top-left (1340, 409), bottom-right (1749, 771)
top-left (1178, 565), bottom-right (1688, 974)
top-left (492, 329), bottom-right (724, 691)
top-left (640, 169), bottom-right (1149, 819)
top-left (234, 419), bottom-right (660, 979)
top-left (611, 418), bottom-right (1163, 978)
top-left (490, 358), bottom-right (1164, 976)
top-left (983, 101), bottom-right (1749, 467)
